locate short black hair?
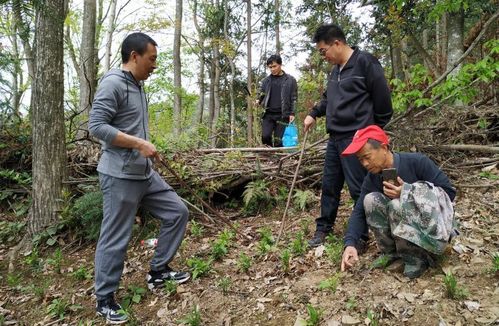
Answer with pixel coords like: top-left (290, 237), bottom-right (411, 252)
top-left (266, 54), bottom-right (282, 66)
top-left (121, 32), bottom-right (158, 63)
top-left (313, 24), bottom-right (346, 44)
top-left (366, 139), bottom-right (382, 149)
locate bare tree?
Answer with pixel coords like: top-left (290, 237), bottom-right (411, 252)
top-left (246, 0), bottom-right (253, 144)
top-left (275, 0), bottom-right (281, 54)
top-left (29, 0), bottom-right (68, 236)
top-left (103, 0), bottom-right (117, 72)
top-left (173, 0), bottom-right (183, 135)
top-left (192, 0), bottom-right (206, 126)
top-left (79, 0), bottom-right (97, 135)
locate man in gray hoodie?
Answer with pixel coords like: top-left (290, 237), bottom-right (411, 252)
top-left (89, 33), bottom-right (190, 324)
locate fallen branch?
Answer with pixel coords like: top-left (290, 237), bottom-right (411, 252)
top-left (421, 144), bottom-right (499, 154)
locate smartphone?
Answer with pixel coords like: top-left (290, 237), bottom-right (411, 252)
top-left (382, 168), bottom-right (398, 185)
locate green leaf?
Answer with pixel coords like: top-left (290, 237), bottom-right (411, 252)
top-left (46, 237), bottom-right (57, 246)
top-left (132, 294), bottom-right (141, 303)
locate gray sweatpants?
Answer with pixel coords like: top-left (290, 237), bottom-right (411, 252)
top-left (95, 171), bottom-right (188, 300)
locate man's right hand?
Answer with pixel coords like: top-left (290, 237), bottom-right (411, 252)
top-left (303, 115), bottom-right (316, 132)
top-left (137, 139), bottom-right (158, 159)
top-left (341, 246), bottom-right (359, 271)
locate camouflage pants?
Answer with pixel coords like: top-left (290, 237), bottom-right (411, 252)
top-left (364, 192), bottom-right (433, 263)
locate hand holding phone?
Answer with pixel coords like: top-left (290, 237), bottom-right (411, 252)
top-left (382, 168), bottom-right (398, 186)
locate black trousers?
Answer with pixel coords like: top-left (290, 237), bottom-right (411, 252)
top-left (262, 112), bottom-right (287, 147)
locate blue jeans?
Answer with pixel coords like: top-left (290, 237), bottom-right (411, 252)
top-left (315, 136), bottom-right (367, 234)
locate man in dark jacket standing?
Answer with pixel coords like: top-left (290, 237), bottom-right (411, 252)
top-left (258, 54), bottom-right (298, 147)
top-left (304, 24), bottom-right (393, 247)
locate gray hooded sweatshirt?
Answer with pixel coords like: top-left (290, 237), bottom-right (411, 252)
top-left (89, 68), bottom-right (153, 180)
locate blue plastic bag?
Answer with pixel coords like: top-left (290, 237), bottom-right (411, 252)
top-left (282, 123), bottom-right (299, 147)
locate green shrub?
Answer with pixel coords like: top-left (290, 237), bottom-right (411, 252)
top-left (256, 227), bottom-right (274, 255)
top-left (444, 272), bottom-right (468, 300)
top-left (280, 249), bottom-right (291, 273)
top-left (242, 180), bottom-right (273, 214)
top-left (237, 253), bottom-right (252, 273)
top-left (178, 305), bottom-right (202, 326)
top-left (293, 189), bottom-right (315, 211)
top-left (186, 257), bottom-right (212, 280)
top-left (290, 231), bottom-right (307, 256)
top-left (71, 191), bottom-right (103, 241)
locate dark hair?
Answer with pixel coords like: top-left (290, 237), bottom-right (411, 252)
top-left (313, 24), bottom-right (346, 44)
top-left (121, 32), bottom-right (157, 63)
top-left (367, 139), bottom-right (387, 150)
top-left (266, 54), bottom-right (282, 66)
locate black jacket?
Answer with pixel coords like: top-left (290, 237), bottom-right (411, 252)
top-left (258, 72), bottom-right (298, 118)
top-left (309, 47), bottom-right (393, 139)
top-left (344, 152), bottom-right (456, 248)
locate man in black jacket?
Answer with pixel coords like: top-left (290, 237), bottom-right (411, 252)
top-left (258, 54), bottom-right (298, 147)
top-left (304, 24), bottom-right (393, 247)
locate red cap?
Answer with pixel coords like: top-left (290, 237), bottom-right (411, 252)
top-left (341, 125), bottom-right (389, 156)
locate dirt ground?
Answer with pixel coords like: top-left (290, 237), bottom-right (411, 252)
top-left (0, 181), bottom-right (498, 325)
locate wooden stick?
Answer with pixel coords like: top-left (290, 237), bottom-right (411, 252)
top-left (156, 156), bottom-right (251, 240)
top-left (196, 146), bottom-right (299, 153)
top-left (421, 144), bottom-right (499, 154)
top-left (275, 130), bottom-right (309, 246)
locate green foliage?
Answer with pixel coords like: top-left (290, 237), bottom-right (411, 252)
top-left (318, 273), bottom-right (341, 293)
top-left (300, 218), bottom-right (311, 237)
top-left (46, 298), bottom-right (81, 320)
top-left (242, 180), bottom-right (273, 214)
top-left (70, 191), bottom-right (103, 241)
top-left (366, 309), bottom-right (379, 326)
top-left (390, 64), bottom-right (433, 113)
top-left (444, 272), bottom-right (469, 300)
top-left (72, 266), bottom-right (92, 281)
top-left (293, 189), bottom-right (315, 211)
top-left (305, 304), bottom-right (323, 326)
top-left (346, 297), bottom-right (357, 310)
top-left (290, 231), bottom-right (307, 256)
top-left (0, 169), bottom-right (31, 185)
top-left (46, 248), bottom-right (63, 274)
top-left (210, 228), bottom-right (234, 261)
top-left (7, 273), bottom-right (22, 288)
top-left (324, 234), bottom-right (343, 265)
top-left (280, 249), bottom-right (291, 273)
top-left (178, 305), bottom-right (202, 326)
top-left (479, 171), bottom-right (499, 180)
top-left (491, 253), bottom-right (499, 274)
top-left (256, 227), bottom-right (275, 255)
top-left (122, 285), bottom-right (147, 309)
top-left (370, 255), bottom-right (391, 270)
top-left (163, 280), bottom-right (178, 297)
top-left (217, 276), bottom-right (231, 295)
top-left (189, 220), bottom-right (204, 238)
top-left (24, 249), bottom-right (43, 272)
top-left (237, 253), bottom-right (252, 273)
top-left (0, 220), bottom-right (25, 243)
top-left (186, 257), bottom-right (212, 280)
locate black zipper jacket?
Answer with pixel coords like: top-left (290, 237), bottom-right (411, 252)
top-left (309, 47), bottom-right (393, 139)
top-left (258, 71), bottom-right (298, 119)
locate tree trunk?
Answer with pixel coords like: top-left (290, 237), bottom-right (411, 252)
top-left (211, 42), bottom-right (221, 147)
top-left (192, 0), bottom-right (205, 126)
top-left (246, 0), bottom-right (253, 144)
top-left (223, 2), bottom-right (236, 146)
top-left (12, 0), bottom-right (35, 80)
top-left (208, 55), bottom-right (216, 141)
top-left (446, 5), bottom-right (464, 77)
top-left (29, 0), bottom-right (68, 235)
top-left (390, 34), bottom-right (404, 81)
top-left (275, 0), bottom-right (281, 55)
top-left (79, 0), bottom-right (97, 135)
top-left (103, 0), bottom-right (117, 72)
top-left (440, 12), bottom-right (448, 73)
top-left (173, 0), bottom-right (183, 135)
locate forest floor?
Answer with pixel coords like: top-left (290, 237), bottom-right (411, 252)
top-left (0, 168), bottom-right (498, 326)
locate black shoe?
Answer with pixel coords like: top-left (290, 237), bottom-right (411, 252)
top-left (96, 295), bottom-right (128, 324)
top-left (308, 231), bottom-right (330, 247)
top-left (147, 265), bottom-right (190, 290)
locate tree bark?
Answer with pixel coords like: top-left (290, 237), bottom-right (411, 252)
top-left (12, 0), bottom-right (35, 80)
top-left (29, 0), bottom-right (68, 235)
top-left (79, 0), bottom-right (97, 134)
top-left (246, 0), bottom-right (253, 144)
top-left (173, 0), bottom-right (183, 135)
top-left (223, 2), bottom-right (236, 146)
top-left (390, 34), bottom-right (404, 81)
top-left (446, 5), bottom-right (464, 77)
top-left (275, 0), bottom-right (281, 55)
top-left (103, 0), bottom-right (117, 72)
top-left (192, 0), bottom-right (205, 126)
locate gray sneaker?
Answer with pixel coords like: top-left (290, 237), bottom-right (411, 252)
top-left (96, 296), bottom-right (128, 324)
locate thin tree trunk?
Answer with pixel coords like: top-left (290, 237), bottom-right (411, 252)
top-left (440, 12), bottom-right (448, 73)
top-left (79, 0), bottom-right (97, 135)
top-left (211, 43), bottom-right (221, 147)
top-left (103, 0), bottom-right (117, 72)
top-left (12, 0), bottom-right (34, 81)
top-left (223, 3), bottom-right (236, 146)
top-left (192, 0), bottom-right (205, 126)
top-left (275, 0), bottom-right (281, 55)
top-left (246, 0), bottom-right (253, 144)
top-left (390, 34), bottom-right (404, 81)
top-left (208, 55), bottom-right (215, 141)
top-left (446, 5), bottom-right (464, 77)
top-left (173, 0), bottom-right (183, 135)
top-left (408, 30), bottom-right (438, 76)
top-left (29, 0), bottom-right (68, 235)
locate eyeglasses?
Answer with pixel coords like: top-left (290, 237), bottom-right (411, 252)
top-left (318, 45), bottom-right (332, 57)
